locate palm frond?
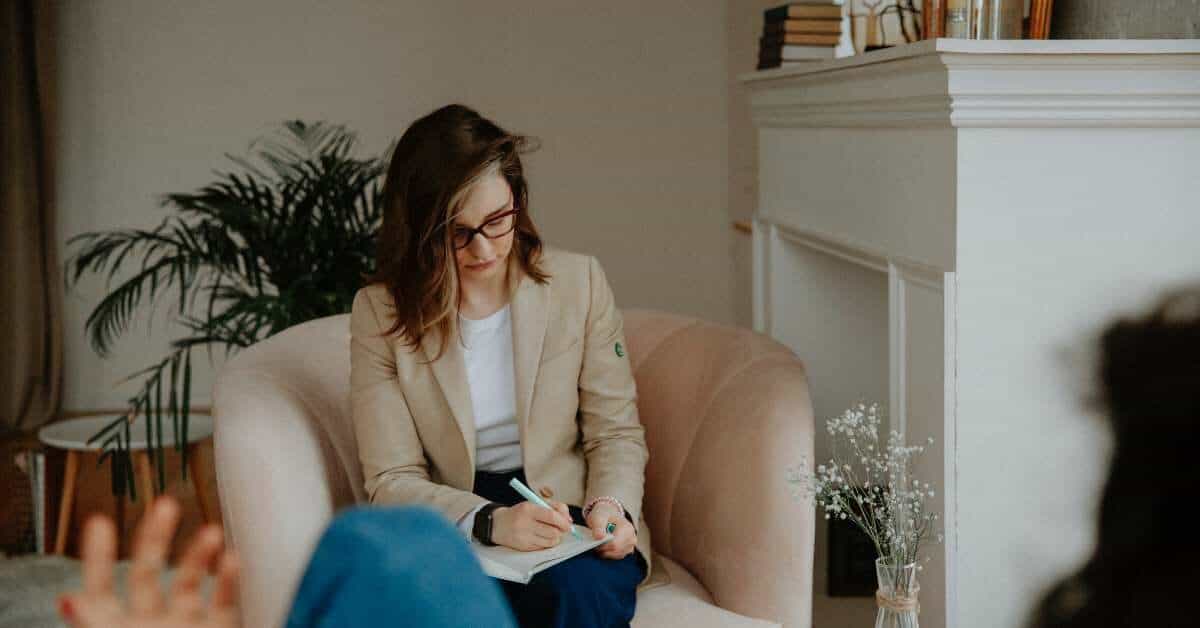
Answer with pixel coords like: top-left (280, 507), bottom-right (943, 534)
top-left (64, 120), bottom-right (386, 498)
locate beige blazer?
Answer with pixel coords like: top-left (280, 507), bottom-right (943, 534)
top-left (349, 245), bottom-right (660, 588)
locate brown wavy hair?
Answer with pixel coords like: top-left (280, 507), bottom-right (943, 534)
top-left (365, 104), bottom-right (550, 363)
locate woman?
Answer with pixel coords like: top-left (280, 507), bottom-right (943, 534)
top-left (349, 103), bottom-right (654, 627)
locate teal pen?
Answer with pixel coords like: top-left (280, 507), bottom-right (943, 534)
top-left (508, 477), bottom-right (584, 541)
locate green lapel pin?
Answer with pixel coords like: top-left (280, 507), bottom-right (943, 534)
top-left (615, 342), bottom-right (625, 357)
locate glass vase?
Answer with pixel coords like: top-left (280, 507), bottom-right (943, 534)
top-left (874, 558), bottom-right (920, 628)
top-left (976, 0), bottom-right (1024, 39)
top-left (944, 0), bottom-right (1024, 39)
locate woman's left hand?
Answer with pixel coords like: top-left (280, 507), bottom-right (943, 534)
top-left (585, 503), bottom-right (636, 560)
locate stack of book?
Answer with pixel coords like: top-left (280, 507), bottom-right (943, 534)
top-left (758, 1), bottom-right (843, 70)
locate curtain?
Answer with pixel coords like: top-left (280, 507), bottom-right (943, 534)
top-left (1, 0), bottom-right (62, 434)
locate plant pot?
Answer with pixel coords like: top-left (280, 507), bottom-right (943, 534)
top-left (874, 558), bottom-right (920, 628)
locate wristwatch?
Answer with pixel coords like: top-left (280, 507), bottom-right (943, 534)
top-left (473, 502), bottom-right (504, 546)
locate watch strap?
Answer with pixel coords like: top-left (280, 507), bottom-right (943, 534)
top-left (473, 502), bottom-right (503, 546)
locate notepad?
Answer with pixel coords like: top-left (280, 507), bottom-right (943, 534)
top-left (471, 524), bottom-right (612, 584)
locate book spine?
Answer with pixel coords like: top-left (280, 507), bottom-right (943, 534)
top-left (764, 5), bottom-right (789, 21)
top-left (764, 3), bottom-right (843, 21)
top-left (763, 19), bottom-right (843, 34)
top-left (1031, 0), bottom-right (1053, 39)
top-left (761, 33), bottom-right (841, 46)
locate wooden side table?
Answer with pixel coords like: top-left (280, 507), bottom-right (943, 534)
top-left (37, 415), bottom-right (215, 555)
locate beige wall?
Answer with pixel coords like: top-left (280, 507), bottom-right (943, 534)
top-left (56, 0), bottom-right (737, 413)
top-left (728, 1), bottom-right (758, 329)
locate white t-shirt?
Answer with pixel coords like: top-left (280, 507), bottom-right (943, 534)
top-left (455, 302), bottom-right (522, 538)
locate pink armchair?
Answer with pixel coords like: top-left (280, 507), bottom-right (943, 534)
top-left (212, 308), bottom-right (815, 627)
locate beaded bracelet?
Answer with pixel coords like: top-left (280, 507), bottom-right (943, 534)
top-left (582, 495), bottom-right (626, 520)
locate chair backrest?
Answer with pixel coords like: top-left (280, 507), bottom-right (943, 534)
top-left (213, 308), bottom-right (814, 627)
top-left (214, 312), bottom-right (362, 506)
top-left (212, 313), bottom-right (358, 628)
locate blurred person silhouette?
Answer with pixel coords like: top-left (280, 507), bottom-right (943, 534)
top-left (1028, 286), bottom-right (1200, 628)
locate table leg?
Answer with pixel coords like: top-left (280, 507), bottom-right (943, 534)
top-left (115, 491), bottom-right (126, 558)
top-left (54, 451), bottom-right (80, 555)
top-left (133, 451), bottom-right (155, 517)
top-left (187, 443), bottom-right (214, 524)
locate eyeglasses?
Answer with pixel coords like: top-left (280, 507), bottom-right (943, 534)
top-left (451, 208), bottom-right (520, 250)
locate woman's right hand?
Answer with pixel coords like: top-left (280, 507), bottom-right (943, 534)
top-left (490, 500), bottom-right (573, 551)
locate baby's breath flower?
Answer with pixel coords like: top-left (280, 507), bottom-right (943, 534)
top-left (783, 401), bottom-right (943, 567)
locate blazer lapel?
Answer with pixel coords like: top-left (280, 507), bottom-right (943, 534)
top-left (509, 265), bottom-right (550, 465)
top-left (422, 319), bottom-right (477, 474)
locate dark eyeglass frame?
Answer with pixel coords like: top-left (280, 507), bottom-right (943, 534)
top-left (451, 207), bottom-right (521, 250)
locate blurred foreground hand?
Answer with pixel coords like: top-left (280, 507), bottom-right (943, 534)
top-left (57, 495), bottom-right (241, 628)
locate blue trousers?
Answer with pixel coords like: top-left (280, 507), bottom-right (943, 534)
top-left (474, 468), bottom-right (647, 628)
top-left (283, 505), bottom-right (517, 628)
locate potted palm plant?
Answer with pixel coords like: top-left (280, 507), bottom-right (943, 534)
top-left (63, 120), bottom-right (387, 498)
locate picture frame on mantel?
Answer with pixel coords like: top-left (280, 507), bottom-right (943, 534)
top-left (847, 1), bottom-right (923, 53)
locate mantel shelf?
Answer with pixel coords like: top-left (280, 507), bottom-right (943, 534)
top-left (738, 38), bottom-right (1200, 128)
top-left (738, 38), bottom-right (1200, 83)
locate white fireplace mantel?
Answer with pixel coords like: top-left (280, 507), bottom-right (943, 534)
top-left (738, 39), bottom-right (1200, 628)
top-left (740, 38), bottom-right (1200, 129)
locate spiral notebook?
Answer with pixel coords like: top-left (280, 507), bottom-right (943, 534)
top-left (471, 524), bottom-right (612, 584)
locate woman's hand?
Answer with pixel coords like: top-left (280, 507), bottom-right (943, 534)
top-left (57, 495), bottom-right (241, 628)
top-left (491, 500), bottom-right (573, 551)
top-left (586, 503), bottom-right (637, 560)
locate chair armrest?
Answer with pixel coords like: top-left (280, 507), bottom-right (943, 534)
top-left (667, 357), bottom-right (816, 628)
